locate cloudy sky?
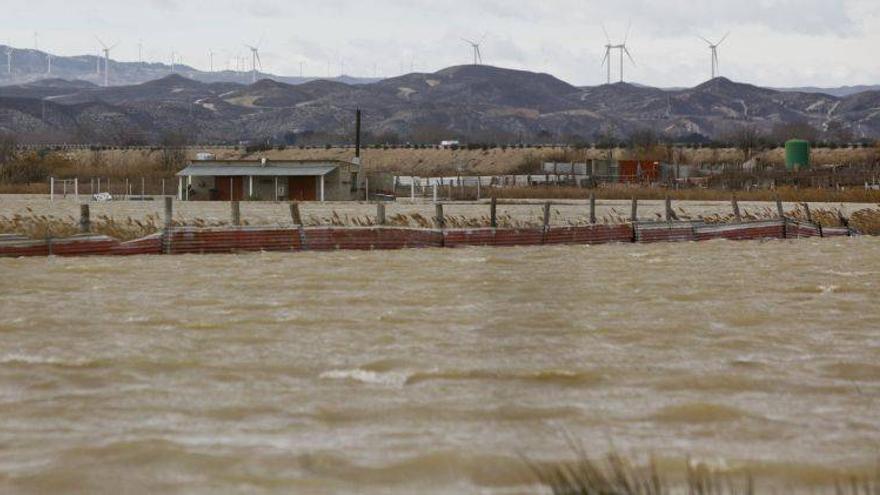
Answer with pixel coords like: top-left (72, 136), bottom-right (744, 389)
top-left (3, 0), bottom-right (879, 87)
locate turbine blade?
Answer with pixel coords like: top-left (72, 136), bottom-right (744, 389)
top-left (717, 32), bottom-right (730, 46)
top-left (479, 32), bottom-right (487, 44)
top-left (601, 23), bottom-right (611, 43)
top-left (698, 35), bottom-right (713, 46)
top-left (624, 47), bottom-right (636, 66)
top-left (461, 38), bottom-right (474, 45)
top-left (601, 49), bottom-right (609, 67)
top-left (95, 36), bottom-right (107, 49)
top-left (256, 52), bottom-right (262, 70)
top-left (623, 20), bottom-right (632, 45)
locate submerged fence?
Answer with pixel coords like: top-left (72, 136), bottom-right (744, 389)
top-left (0, 197), bottom-right (858, 258)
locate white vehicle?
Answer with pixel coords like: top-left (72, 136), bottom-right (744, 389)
top-left (92, 192), bottom-right (113, 202)
top-left (440, 140), bottom-right (460, 148)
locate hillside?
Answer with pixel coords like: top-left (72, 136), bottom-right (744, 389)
top-left (0, 44), bottom-right (378, 88)
top-left (1, 64), bottom-right (879, 144)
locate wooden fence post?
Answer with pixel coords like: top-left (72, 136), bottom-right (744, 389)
top-left (377, 202), bottom-right (386, 225)
top-left (589, 193), bottom-right (597, 224)
top-left (731, 195), bottom-right (742, 223)
top-left (231, 201), bottom-right (241, 226)
top-left (803, 202), bottom-right (813, 224)
top-left (435, 203), bottom-right (445, 229)
top-left (490, 196), bottom-right (498, 228)
top-left (543, 202), bottom-right (551, 229)
top-left (776, 196), bottom-right (785, 218)
top-left (665, 196), bottom-right (676, 222)
top-left (79, 204), bottom-right (91, 233)
top-left (631, 197), bottom-right (638, 223)
top-left (163, 197), bottom-right (173, 254)
top-left (290, 202), bottom-right (302, 225)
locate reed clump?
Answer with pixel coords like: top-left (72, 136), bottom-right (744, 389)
top-left (486, 186), bottom-right (880, 204)
top-left (3, 205), bottom-right (880, 241)
top-left (530, 453), bottom-right (879, 495)
top-left (0, 209), bottom-right (224, 241)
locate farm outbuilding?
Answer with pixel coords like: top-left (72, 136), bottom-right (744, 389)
top-left (176, 159), bottom-right (362, 202)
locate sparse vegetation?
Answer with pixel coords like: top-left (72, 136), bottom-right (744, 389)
top-left (529, 451), bottom-right (879, 495)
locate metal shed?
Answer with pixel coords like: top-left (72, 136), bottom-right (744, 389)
top-left (176, 159), bottom-right (361, 202)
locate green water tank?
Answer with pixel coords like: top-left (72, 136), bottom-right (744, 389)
top-left (785, 140), bottom-right (811, 171)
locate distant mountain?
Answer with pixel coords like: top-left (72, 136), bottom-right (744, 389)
top-left (0, 44), bottom-right (379, 88)
top-left (1, 63), bottom-right (879, 144)
top-left (775, 85), bottom-right (880, 98)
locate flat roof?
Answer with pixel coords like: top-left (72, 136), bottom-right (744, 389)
top-left (177, 161), bottom-right (342, 177)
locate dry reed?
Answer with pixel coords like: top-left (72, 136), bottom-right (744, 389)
top-left (3, 206), bottom-right (879, 241)
top-left (530, 452), bottom-right (879, 495)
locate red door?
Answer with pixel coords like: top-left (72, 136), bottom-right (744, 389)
top-left (289, 177), bottom-right (317, 201)
top-left (215, 176), bottom-right (244, 201)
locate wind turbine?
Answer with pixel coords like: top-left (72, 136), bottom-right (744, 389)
top-left (600, 25), bottom-right (614, 84)
top-left (601, 23), bottom-right (635, 83)
top-left (699, 32), bottom-right (730, 80)
top-left (95, 37), bottom-right (118, 87)
top-left (208, 49), bottom-right (215, 72)
top-left (462, 34), bottom-right (485, 65)
top-left (244, 37), bottom-right (263, 83)
top-left (170, 50), bottom-right (177, 72)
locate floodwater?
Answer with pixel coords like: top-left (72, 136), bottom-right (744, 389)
top-left (1, 239), bottom-right (879, 494)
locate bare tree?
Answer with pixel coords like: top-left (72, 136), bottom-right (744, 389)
top-left (0, 133), bottom-right (17, 166)
top-left (159, 131), bottom-right (190, 173)
top-left (627, 128), bottom-right (665, 161)
top-left (824, 120), bottom-right (853, 145)
top-left (770, 121), bottom-right (819, 145)
top-left (726, 125), bottom-right (764, 162)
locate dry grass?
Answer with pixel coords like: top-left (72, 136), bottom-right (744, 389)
top-left (850, 209), bottom-right (880, 235)
top-left (484, 186), bottom-right (880, 204)
top-left (0, 208), bottom-right (240, 241)
top-left (3, 204), bottom-right (879, 240)
top-left (530, 452), bottom-right (879, 495)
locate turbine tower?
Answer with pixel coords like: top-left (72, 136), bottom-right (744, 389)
top-left (699, 33), bottom-right (730, 80)
top-left (601, 23), bottom-right (636, 83)
top-left (5, 47), bottom-right (12, 75)
top-left (46, 53), bottom-right (52, 75)
top-left (462, 35), bottom-right (485, 65)
top-left (244, 39), bottom-right (263, 83)
top-left (208, 50), bottom-right (215, 72)
top-left (95, 37), bottom-right (118, 87)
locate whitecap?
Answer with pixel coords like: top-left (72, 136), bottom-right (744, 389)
top-left (319, 369), bottom-right (410, 387)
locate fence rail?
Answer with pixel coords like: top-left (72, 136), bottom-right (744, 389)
top-left (1, 195), bottom-right (867, 259)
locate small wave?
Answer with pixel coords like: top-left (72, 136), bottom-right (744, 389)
top-left (319, 369), bottom-right (410, 387)
top-left (318, 366), bottom-right (603, 388)
top-left (0, 353), bottom-right (98, 368)
top-left (822, 362), bottom-right (880, 381)
top-left (405, 369), bottom-right (604, 387)
top-left (650, 402), bottom-right (751, 423)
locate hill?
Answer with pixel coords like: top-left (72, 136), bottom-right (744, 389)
top-left (1, 64), bottom-right (879, 144)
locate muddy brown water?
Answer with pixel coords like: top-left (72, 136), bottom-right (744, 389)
top-left (1, 239), bottom-right (879, 494)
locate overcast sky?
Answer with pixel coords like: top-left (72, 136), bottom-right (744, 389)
top-left (3, 0), bottom-right (879, 87)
